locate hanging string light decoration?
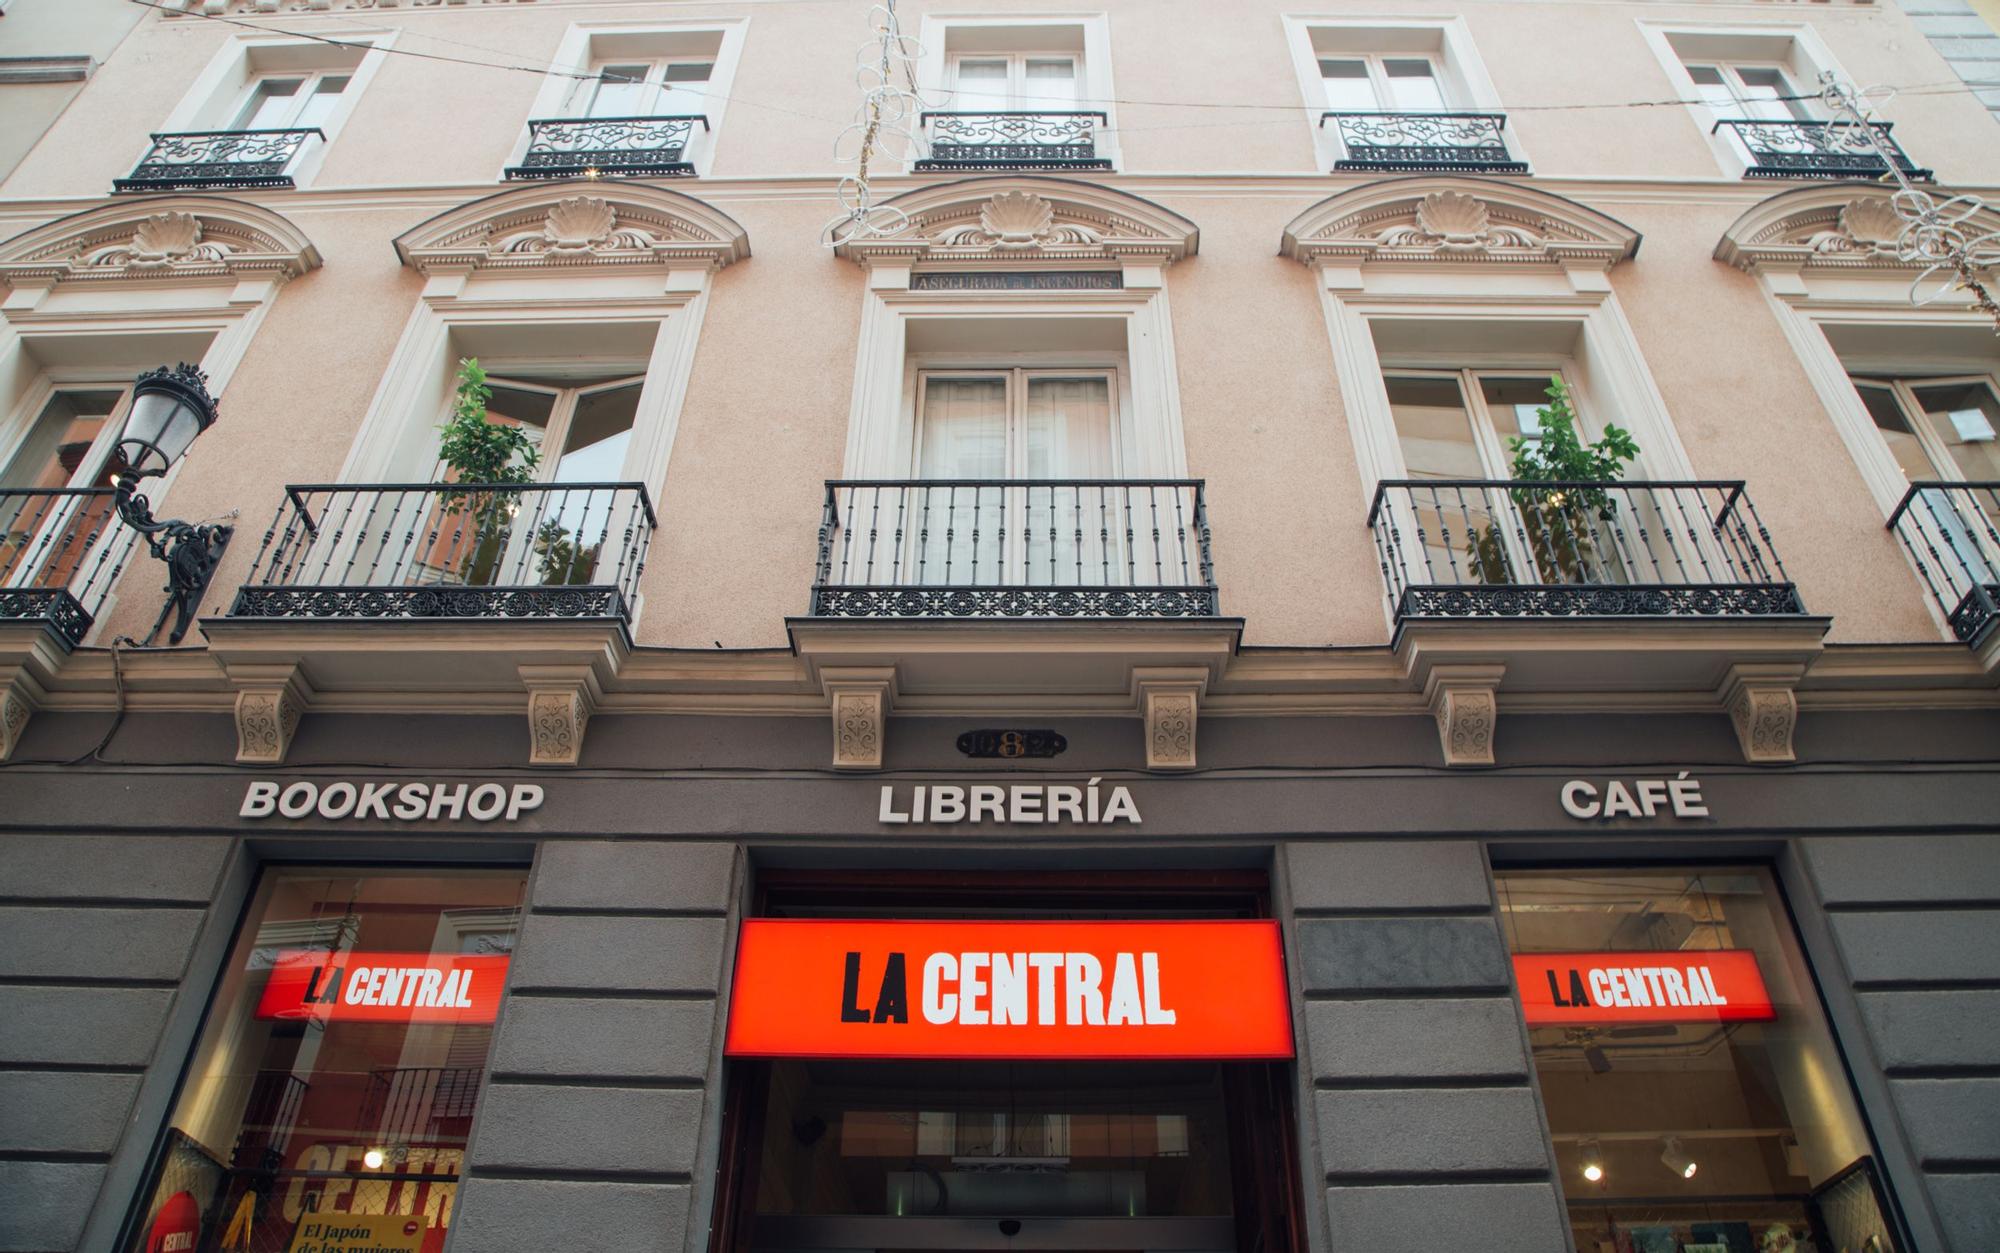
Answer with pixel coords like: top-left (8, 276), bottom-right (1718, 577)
top-left (1816, 71), bottom-right (2000, 333)
top-left (821, 0), bottom-right (927, 249)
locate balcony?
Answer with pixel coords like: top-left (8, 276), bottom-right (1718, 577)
top-left (1714, 119), bottom-right (1931, 181)
top-left (228, 481), bottom-right (655, 624)
top-left (1320, 112), bottom-right (1528, 174)
top-left (0, 488), bottom-right (139, 649)
top-left (114, 128), bottom-right (323, 192)
top-left (915, 112), bottom-right (1112, 171)
top-left (1889, 482), bottom-right (2000, 647)
top-left (504, 115), bottom-right (708, 180)
top-left (809, 480), bottom-right (1215, 619)
top-left (1370, 480), bottom-right (1805, 622)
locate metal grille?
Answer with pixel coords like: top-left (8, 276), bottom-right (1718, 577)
top-left (811, 480), bottom-right (1217, 618)
top-left (114, 129), bottom-right (323, 192)
top-left (1368, 480), bottom-right (1805, 622)
top-left (504, 115), bottom-right (707, 179)
top-left (1888, 481), bottom-right (2000, 645)
top-left (1714, 119), bottom-right (1931, 180)
top-left (917, 112), bottom-right (1111, 170)
top-left (1319, 112), bottom-right (1528, 173)
top-left (229, 481), bottom-right (655, 623)
top-left (0, 488), bottom-right (139, 647)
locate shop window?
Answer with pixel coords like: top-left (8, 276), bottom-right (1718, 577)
top-left (121, 867), bottom-right (527, 1253)
top-left (1497, 867), bottom-right (1904, 1253)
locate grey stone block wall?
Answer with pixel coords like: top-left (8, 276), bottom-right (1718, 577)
top-left (449, 840), bottom-right (737, 1253)
top-left (1285, 840), bottom-right (1568, 1252)
top-left (0, 834), bottom-right (230, 1253)
top-left (1804, 835), bottom-right (2000, 1252)
top-left (1895, 0), bottom-right (2000, 121)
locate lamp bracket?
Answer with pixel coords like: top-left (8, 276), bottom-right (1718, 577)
top-left (114, 476), bottom-right (232, 647)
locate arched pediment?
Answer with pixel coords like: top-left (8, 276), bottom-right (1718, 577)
top-left (832, 176), bottom-right (1199, 268)
top-left (1281, 176), bottom-right (1640, 271)
top-left (393, 182), bottom-right (750, 276)
top-left (0, 197), bottom-right (322, 288)
top-left (1714, 182), bottom-right (2000, 274)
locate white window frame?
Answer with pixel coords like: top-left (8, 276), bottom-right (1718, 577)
top-left (468, 373), bottom-right (651, 485)
top-left (149, 30), bottom-right (394, 190)
top-left (908, 364), bottom-right (1129, 480)
top-left (225, 67), bottom-right (355, 133)
top-left (1851, 374), bottom-right (2000, 486)
top-left (1314, 51), bottom-right (1453, 113)
top-left (1284, 16), bottom-right (1520, 173)
top-left (568, 57), bottom-right (715, 120)
top-left (1639, 21), bottom-right (1850, 180)
top-left (944, 51), bottom-right (1083, 111)
top-left (507, 20), bottom-right (748, 180)
top-left (1380, 366), bottom-right (1588, 481)
top-left (913, 15), bottom-right (1118, 172)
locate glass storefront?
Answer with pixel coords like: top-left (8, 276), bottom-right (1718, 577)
top-left (1498, 867), bottom-right (1902, 1253)
top-left (123, 867), bottom-right (527, 1253)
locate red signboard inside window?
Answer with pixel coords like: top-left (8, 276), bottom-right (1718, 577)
top-left (1513, 950), bottom-right (1776, 1026)
top-left (254, 950), bottom-right (510, 1024)
top-left (723, 918), bottom-right (1295, 1061)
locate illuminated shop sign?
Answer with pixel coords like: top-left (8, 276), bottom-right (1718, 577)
top-left (1514, 950), bottom-right (1776, 1026)
top-left (724, 919), bottom-right (1293, 1060)
top-left (254, 950), bottom-right (510, 1024)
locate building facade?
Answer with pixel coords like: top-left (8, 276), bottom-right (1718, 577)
top-left (0, 1), bottom-right (1998, 1251)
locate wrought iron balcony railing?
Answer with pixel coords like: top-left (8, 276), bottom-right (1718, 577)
top-left (915, 112), bottom-right (1112, 171)
top-left (230, 482), bottom-right (655, 623)
top-left (1714, 119), bottom-right (1931, 181)
top-left (1368, 480), bottom-right (1805, 622)
top-left (0, 488), bottom-right (141, 648)
top-left (114, 128), bottom-right (324, 192)
top-left (811, 480), bottom-right (1216, 618)
top-left (1888, 482), bottom-right (2000, 646)
top-left (504, 115), bottom-right (708, 180)
top-left (1320, 112), bottom-right (1528, 174)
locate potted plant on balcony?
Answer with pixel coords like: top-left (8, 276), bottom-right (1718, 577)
top-left (435, 357), bottom-right (539, 586)
top-left (1466, 377), bottom-right (1638, 585)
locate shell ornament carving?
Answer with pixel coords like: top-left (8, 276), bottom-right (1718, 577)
top-left (82, 212), bottom-right (235, 271)
top-left (1378, 191), bottom-right (1543, 255)
top-left (500, 197), bottom-right (660, 258)
top-left (1806, 197), bottom-right (1909, 256)
top-left (934, 191), bottom-right (1105, 251)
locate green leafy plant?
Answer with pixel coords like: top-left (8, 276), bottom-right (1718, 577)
top-left (1467, 378), bottom-right (1639, 585)
top-left (434, 358), bottom-right (540, 586)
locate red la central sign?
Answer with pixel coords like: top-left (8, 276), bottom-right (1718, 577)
top-left (724, 919), bottom-right (1294, 1061)
top-left (1513, 950), bottom-right (1776, 1026)
top-left (255, 950), bottom-right (509, 1024)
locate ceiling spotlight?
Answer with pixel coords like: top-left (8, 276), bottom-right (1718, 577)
top-left (1579, 1138), bottom-right (1605, 1184)
top-left (362, 1148), bottom-right (386, 1170)
top-left (1660, 1136), bottom-right (1698, 1180)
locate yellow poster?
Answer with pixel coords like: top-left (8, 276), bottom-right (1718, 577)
top-left (285, 1215), bottom-right (426, 1253)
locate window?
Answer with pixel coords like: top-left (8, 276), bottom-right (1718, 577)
top-left (947, 52), bottom-right (1079, 111)
top-left (1498, 867), bottom-right (1900, 1253)
top-left (229, 69), bottom-right (352, 132)
top-left (1386, 371), bottom-right (1556, 482)
top-left (1318, 53), bottom-right (1449, 113)
top-left (1852, 376), bottom-right (2000, 485)
top-left (1643, 26), bottom-right (1864, 178)
top-left (1681, 61), bottom-right (1815, 123)
top-left (0, 387), bottom-right (135, 604)
top-left (121, 867), bottom-right (528, 1253)
top-left (574, 57), bottom-right (710, 118)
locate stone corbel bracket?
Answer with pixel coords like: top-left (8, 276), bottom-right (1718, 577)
top-left (1719, 663), bottom-right (1805, 764)
top-left (0, 668), bottom-right (44, 762)
top-left (1132, 666), bottom-right (1207, 771)
top-left (521, 664), bottom-right (603, 767)
top-left (1426, 664), bottom-right (1504, 767)
top-left (823, 666), bottom-right (898, 771)
top-left (229, 663), bottom-right (312, 765)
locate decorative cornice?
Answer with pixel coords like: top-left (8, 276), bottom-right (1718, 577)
top-left (162, 0), bottom-right (533, 14)
top-left (1715, 182), bottom-right (2000, 275)
top-left (0, 198), bottom-right (321, 290)
top-left (1282, 176), bottom-right (1641, 272)
top-left (833, 176), bottom-right (1198, 269)
top-left (392, 183), bottom-right (749, 276)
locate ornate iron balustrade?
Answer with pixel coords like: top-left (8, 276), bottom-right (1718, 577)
top-left (230, 482), bottom-right (655, 623)
top-left (114, 128), bottom-right (323, 192)
top-left (811, 480), bottom-right (1216, 618)
top-left (1368, 480), bottom-right (1805, 623)
top-left (0, 488), bottom-right (141, 648)
top-left (504, 115), bottom-right (708, 180)
top-left (1319, 112), bottom-right (1528, 174)
top-left (1714, 119), bottom-right (1931, 180)
top-left (916, 112), bottom-right (1111, 171)
top-left (1888, 482), bottom-right (2000, 646)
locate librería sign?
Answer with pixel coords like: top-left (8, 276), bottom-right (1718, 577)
top-left (877, 778), bottom-right (1139, 825)
top-left (724, 918), bottom-right (1293, 1060)
top-left (239, 779), bottom-right (544, 822)
top-left (1560, 773), bottom-right (1709, 820)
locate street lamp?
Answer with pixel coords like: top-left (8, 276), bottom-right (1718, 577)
top-left (111, 363), bottom-right (232, 646)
